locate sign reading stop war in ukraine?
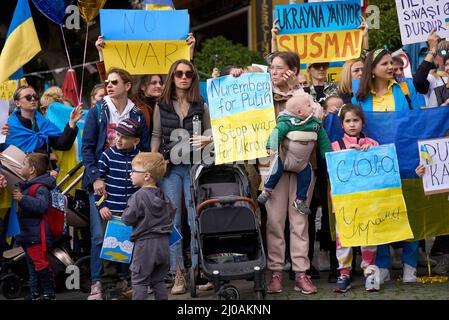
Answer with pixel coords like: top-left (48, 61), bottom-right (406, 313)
top-left (395, 0), bottom-right (449, 45)
top-left (207, 73), bottom-right (276, 165)
top-left (275, 1), bottom-right (362, 64)
top-left (417, 137), bottom-right (449, 195)
top-left (100, 9), bottom-right (190, 74)
top-left (326, 144), bottom-right (413, 247)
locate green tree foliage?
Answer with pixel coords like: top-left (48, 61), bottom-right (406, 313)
top-left (194, 36), bottom-right (266, 80)
top-left (367, 0), bottom-right (402, 51)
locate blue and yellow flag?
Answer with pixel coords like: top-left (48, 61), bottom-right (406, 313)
top-left (145, 0), bottom-right (174, 10)
top-left (0, 0), bottom-right (41, 83)
top-left (324, 107), bottom-right (449, 240)
top-left (420, 144), bottom-right (433, 165)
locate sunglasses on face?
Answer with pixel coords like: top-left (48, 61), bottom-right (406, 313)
top-left (149, 80), bottom-right (163, 86)
top-left (174, 70), bottom-right (194, 79)
top-left (22, 94), bottom-right (39, 102)
top-left (104, 79), bottom-right (120, 86)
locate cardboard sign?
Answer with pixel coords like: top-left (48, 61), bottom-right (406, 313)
top-left (274, 0), bottom-right (362, 34)
top-left (326, 144), bottom-right (413, 247)
top-left (207, 73), bottom-right (276, 165)
top-left (100, 9), bottom-right (189, 40)
top-left (418, 137), bottom-right (449, 195)
top-left (102, 40), bottom-right (189, 75)
top-left (395, 0), bottom-right (449, 45)
top-left (101, 216), bottom-right (134, 264)
top-left (277, 29), bottom-right (363, 64)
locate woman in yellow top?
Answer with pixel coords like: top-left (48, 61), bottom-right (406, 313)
top-left (352, 49), bottom-right (425, 112)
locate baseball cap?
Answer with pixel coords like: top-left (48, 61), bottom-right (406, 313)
top-left (114, 119), bottom-right (142, 138)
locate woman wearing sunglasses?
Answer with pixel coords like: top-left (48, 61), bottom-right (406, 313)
top-left (151, 59), bottom-right (212, 295)
top-left (413, 28), bottom-right (449, 107)
top-left (4, 85), bottom-right (83, 155)
top-left (81, 67), bottom-right (150, 300)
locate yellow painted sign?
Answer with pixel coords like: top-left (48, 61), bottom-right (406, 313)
top-left (0, 79), bottom-right (26, 101)
top-left (103, 40), bottom-right (190, 75)
top-left (333, 188), bottom-right (413, 247)
top-left (211, 108), bottom-right (276, 165)
top-left (277, 29), bottom-right (363, 64)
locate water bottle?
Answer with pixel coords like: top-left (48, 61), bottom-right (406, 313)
top-left (193, 115), bottom-right (201, 136)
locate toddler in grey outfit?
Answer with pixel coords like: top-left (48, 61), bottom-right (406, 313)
top-left (122, 152), bottom-right (176, 300)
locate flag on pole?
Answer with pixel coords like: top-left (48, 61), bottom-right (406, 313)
top-left (145, 0), bottom-right (174, 10)
top-left (0, 0), bottom-right (41, 83)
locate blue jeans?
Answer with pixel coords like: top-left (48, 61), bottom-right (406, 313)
top-left (89, 192), bottom-right (104, 283)
top-left (375, 241), bottom-right (419, 268)
top-left (265, 155), bottom-right (311, 201)
top-left (159, 164), bottom-right (197, 272)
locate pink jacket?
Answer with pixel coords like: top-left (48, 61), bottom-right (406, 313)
top-left (331, 133), bottom-right (379, 151)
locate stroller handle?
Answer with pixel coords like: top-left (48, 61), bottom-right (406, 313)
top-left (196, 196), bottom-right (257, 217)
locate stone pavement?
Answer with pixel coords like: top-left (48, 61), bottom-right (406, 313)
top-left (2, 266), bottom-right (448, 300)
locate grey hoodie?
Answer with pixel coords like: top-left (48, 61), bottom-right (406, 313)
top-left (122, 187), bottom-right (176, 242)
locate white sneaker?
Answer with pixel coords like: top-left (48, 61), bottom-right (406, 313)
top-left (87, 281), bottom-right (103, 300)
top-left (364, 265), bottom-right (380, 292)
top-left (317, 251), bottom-right (330, 272)
top-left (391, 248), bottom-right (403, 270)
top-left (379, 268), bottom-right (391, 284)
top-left (403, 264), bottom-right (417, 283)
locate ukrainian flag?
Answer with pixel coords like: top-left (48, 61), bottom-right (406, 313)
top-left (145, 0), bottom-right (174, 10)
top-left (325, 107), bottom-right (449, 241)
top-left (420, 144), bottom-right (433, 165)
top-left (0, 0), bottom-right (41, 84)
top-left (445, 18), bottom-right (449, 27)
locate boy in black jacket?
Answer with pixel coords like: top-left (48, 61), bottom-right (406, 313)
top-left (12, 153), bottom-right (56, 300)
top-left (122, 152), bottom-right (176, 300)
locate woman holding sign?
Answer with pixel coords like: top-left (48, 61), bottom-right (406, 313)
top-left (353, 49), bottom-right (425, 284)
top-left (151, 59), bottom-right (213, 295)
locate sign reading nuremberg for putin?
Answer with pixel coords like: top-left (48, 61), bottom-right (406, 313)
top-left (275, 0), bottom-right (363, 64)
top-left (395, 0), bottom-right (449, 45)
top-left (100, 9), bottom-right (190, 74)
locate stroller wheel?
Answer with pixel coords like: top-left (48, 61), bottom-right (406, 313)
top-left (74, 256), bottom-right (91, 293)
top-left (1, 274), bottom-right (22, 299)
top-left (189, 267), bottom-right (197, 298)
top-left (218, 284), bottom-right (240, 300)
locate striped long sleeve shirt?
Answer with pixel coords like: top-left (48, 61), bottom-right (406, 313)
top-left (95, 146), bottom-right (140, 215)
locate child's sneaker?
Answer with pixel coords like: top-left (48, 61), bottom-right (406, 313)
top-left (334, 275), bottom-right (351, 293)
top-left (257, 190), bottom-right (271, 204)
top-left (403, 264), bottom-right (417, 283)
top-left (379, 268), bottom-right (391, 284)
top-left (364, 265), bottom-right (380, 292)
top-left (294, 273), bottom-right (317, 294)
top-left (293, 199), bottom-right (311, 215)
top-left (42, 293), bottom-right (56, 300)
top-left (267, 272), bottom-right (283, 294)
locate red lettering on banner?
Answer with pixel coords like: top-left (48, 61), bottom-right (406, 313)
top-left (310, 33), bottom-right (323, 58)
top-left (324, 33), bottom-right (339, 59)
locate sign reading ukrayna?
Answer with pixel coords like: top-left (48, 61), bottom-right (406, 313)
top-left (207, 73), bottom-right (276, 165)
top-left (275, 0), bottom-right (362, 64)
top-left (326, 144), bottom-right (414, 247)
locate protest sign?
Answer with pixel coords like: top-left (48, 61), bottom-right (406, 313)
top-left (392, 48), bottom-right (413, 78)
top-left (275, 1), bottom-right (362, 64)
top-left (101, 216), bottom-right (134, 264)
top-left (274, 0), bottom-right (362, 34)
top-left (0, 101), bottom-right (8, 144)
top-left (326, 144), bottom-right (413, 247)
top-left (277, 29), bottom-right (363, 64)
top-left (207, 73), bottom-right (276, 165)
top-left (300, 61), bottom-right (344, 82)
top-left (395, 0), bottom-right (449, 45)
top-left (100, 9), bottom-right (190, 74)
top-left (100, 9), bottom-right (189, 40)
top-left (102, 40), bottom-right (189, 75)
top-left (418, 137), bottom-right (449, 195)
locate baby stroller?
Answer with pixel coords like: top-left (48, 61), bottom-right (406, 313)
top-left (189, 163), bottom-right (266, 300)
top-left (0, 162), bottom-right (91, 299)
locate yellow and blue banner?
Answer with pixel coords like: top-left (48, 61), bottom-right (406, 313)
top-left (324, 107), bottom-right (449, 240)
top-left (326, 144), bottom-right (413, 247)
top-left (0, 0), bottom-right (41, 83)
top-left (275, 0), bottom-right (362, 64)
top-left (207, 73), bottom-right (276, 165)
top-left (145, 0), bottom-right (174, 10)
top-left (100, 9), bottom-right (189, 74)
